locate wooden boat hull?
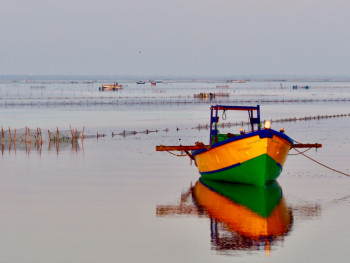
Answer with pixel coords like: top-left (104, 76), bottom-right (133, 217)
top-left (100, 84), bottom-right (123, 91)
top-left (193, 178), bottom-right (292, 239)
top-left (192, 129), bottom-right (293, 186)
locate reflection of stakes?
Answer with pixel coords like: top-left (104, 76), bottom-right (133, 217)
top-left (27, 137), bottom-right (31, 155)
top-left (56, 127), bottom-right (60, 144)
top-left (56, 138), bottom-right (59, 155)
top-left (82, 127), bottom-right (85, 144)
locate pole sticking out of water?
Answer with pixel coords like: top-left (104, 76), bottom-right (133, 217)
top-left (1, 127), bottom-right (4, 146)
top-left (9, 127), bottom-right (12, 142)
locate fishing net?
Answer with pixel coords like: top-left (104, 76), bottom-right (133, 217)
top-left (1, 127), bottom-right (81, 145)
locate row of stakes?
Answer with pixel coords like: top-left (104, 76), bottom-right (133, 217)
top-left (194, 113), bottom-right (350, 130)
top-left (106, 112), bottom-right (350, 137)
top-left (2, 113), bottom-right (350, 145)
top-left (1, 97), bottom-right (350, 107)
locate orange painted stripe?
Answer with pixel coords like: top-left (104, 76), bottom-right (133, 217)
top-left (266, 135), bottom-right (292, 167)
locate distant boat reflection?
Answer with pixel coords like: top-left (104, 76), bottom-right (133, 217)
top-left (157, 179), bottom-right (294, 256)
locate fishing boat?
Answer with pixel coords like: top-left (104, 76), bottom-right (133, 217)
top-left (156, 105), bottom-right (321, 186)
top-left (99, 83), bottom-right (123, 91)
top-left (136, 81), bottom-right (146, 84)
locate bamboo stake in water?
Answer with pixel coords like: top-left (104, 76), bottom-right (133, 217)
top-left (35, 127), bottom-right (39, 145)
top-left (9, 127), bottom-right (12, 142)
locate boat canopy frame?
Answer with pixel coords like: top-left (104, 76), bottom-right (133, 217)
top-left (210, 105), bottom-right (261, 144)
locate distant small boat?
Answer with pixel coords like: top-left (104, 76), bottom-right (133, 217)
top-left (150, 81), bottom-right (156, 86)
top-left (99, 83), bottom-right (123, 91)
top-left (136, 81), bottom-right (146, 84)
top-left (226, 80), bottom-right (246, 83)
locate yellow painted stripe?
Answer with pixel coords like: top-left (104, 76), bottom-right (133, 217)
top-left (195, 134), bottom-right (292, 173)
top-left (195, 135), bottom-right (268, 173)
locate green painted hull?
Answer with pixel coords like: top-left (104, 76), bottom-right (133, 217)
top-left (199, 178), bottom-right (282, 218)
top-left (200, 154), bottom-right (282, 186)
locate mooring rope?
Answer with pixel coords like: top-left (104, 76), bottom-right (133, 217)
top-left (292, 138), bottom-right (303, 144)
top-left (293, 148), bottom-right (350, 177)
top-left (288, 147), bottom-right (312, 155)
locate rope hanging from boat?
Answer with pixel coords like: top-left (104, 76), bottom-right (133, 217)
top-left (166, 151), bottom-right (187, 157)
top-left (293, 147), bottom-right (350, 177)
top-left (222, 110), bottom-right (227, 120)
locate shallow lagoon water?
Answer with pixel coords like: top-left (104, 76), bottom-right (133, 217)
top-left (0, 81), bottom-right (350, 262)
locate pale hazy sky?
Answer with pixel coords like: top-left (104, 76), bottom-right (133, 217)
top-left (1, 0), bottom-right (349, 77)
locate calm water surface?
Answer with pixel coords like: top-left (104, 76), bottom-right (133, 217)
top-left (0, 81), bottom-right (349, 262)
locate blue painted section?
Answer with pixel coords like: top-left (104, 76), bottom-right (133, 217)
top-left (276, 162), bottom-right (282, 170)
top-left (200, 162), bottom-right (242, 175)
top-left (212, 117), bottom-right (219, 122)
top-left (268, 129), bottom-right (294, 145)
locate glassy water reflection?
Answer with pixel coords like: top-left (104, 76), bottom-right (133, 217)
top-left (157, 178), bottom-right (322, 257)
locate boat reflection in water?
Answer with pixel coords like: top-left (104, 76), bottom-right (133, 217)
top-left (194, 178), bottom-right (292, 256)
top-left (157, 178), bottom-right (293, 256)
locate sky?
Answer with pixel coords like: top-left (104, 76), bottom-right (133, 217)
top-left (0, 0), bottom-right (350, 77)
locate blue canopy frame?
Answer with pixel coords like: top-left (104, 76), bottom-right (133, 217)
top-left (210, 105), bottom-right (261, 144)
